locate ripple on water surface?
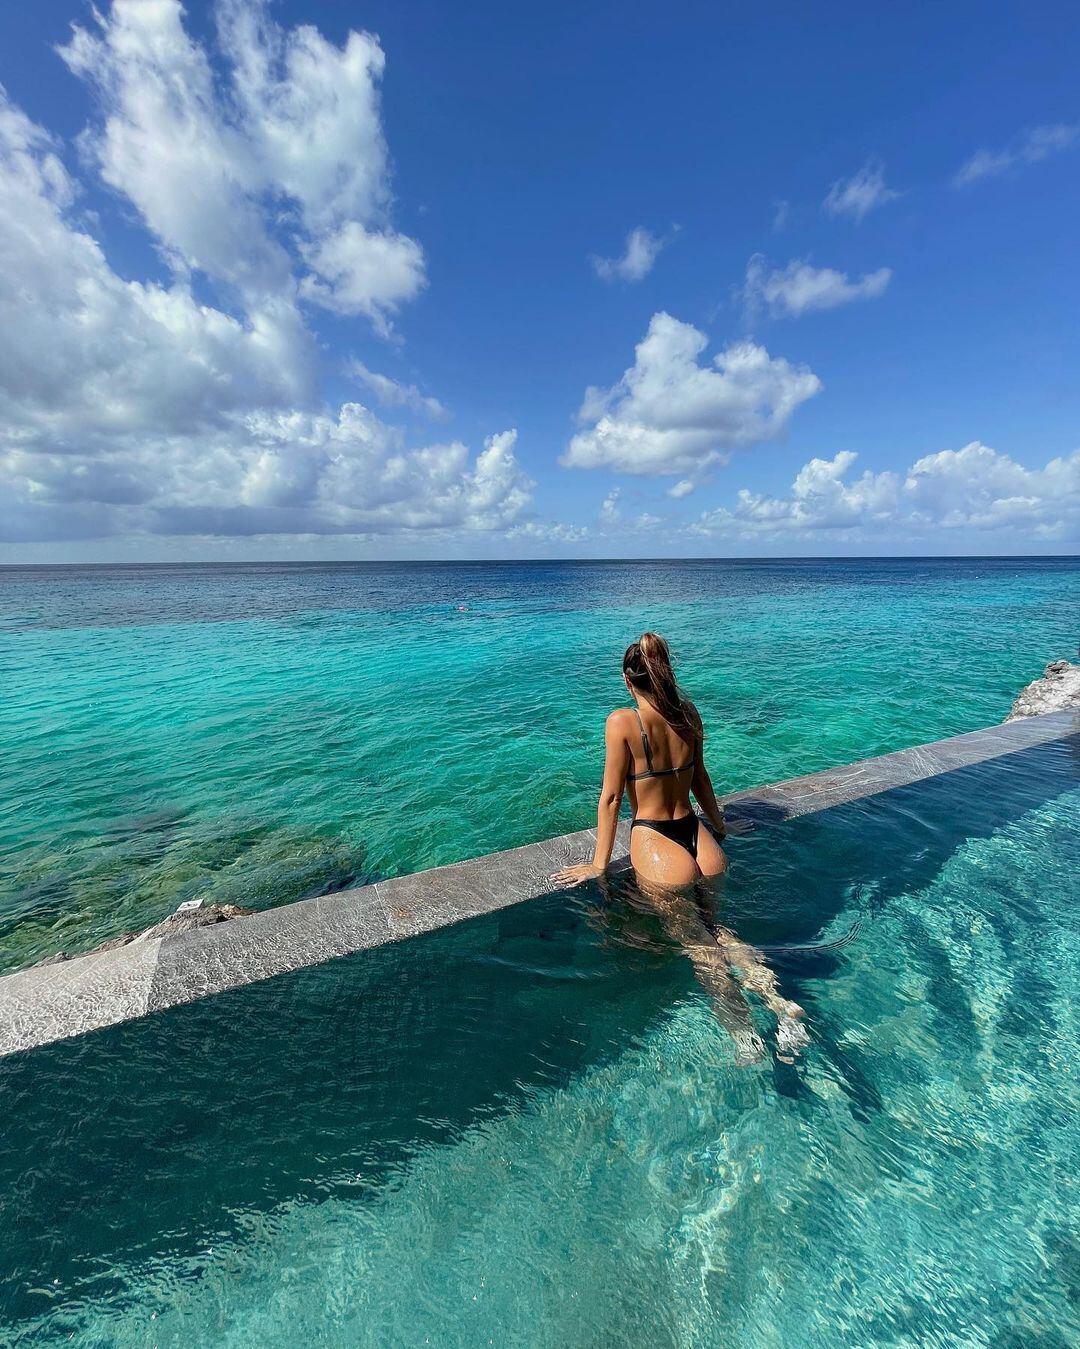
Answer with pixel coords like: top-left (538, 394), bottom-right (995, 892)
top-left (1, 739), bottom-right (1077, 1345)
top-left (2, 558), bottom-right (1078, 969)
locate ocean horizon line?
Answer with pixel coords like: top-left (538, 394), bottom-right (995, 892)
top-left (2, 552), bottom-right (1078, 571)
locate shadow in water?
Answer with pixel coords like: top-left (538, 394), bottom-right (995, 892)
top-left (0, 891), bottom-right (682, 1325)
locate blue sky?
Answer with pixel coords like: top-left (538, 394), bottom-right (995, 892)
top-left (1, 0), bottom-right (1078, 560)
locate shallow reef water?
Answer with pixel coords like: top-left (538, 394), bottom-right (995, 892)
top-left (2, 556), bottom-right (1077, 969)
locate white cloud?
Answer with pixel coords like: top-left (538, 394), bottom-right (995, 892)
top-left (721, 452), bottom-right (901, 530)
top-left (742, 255), bottom-right (892, 319)
top-left (599, 488), bottom-right (621, 523)
top-left (771, 199), bottom-right (790, 232)
top-left (822, 158), bottom-right (900, 223)
top-left (667, 479), bottom-right (695, 499)
top-left (692, 443), bottom-right (1080, 542)
top-left (0, 68), bottom-right (530, 544)
top-left (298, 223), bottom-right (424, 332)
top-left (58, 0), bottom-right (424, 327)
top-left (1, 397), bottom-right (534, 541)
top-left (903, 441), bottom-right (1080, 531)
top-left (591, 227), bottom-right (667, 283)
top-left (0, 90), bottom-right (311, 447)
top-left (562, 312), bottom-right (822, 477)
top-left (954, 122), bottom-right (1080, 186)
top-left (217, 0), bottom-right (389, 227)
top-left (346, 360), bottom-right (448, 420)
top-left (507, 520), bottom-right (588, 545)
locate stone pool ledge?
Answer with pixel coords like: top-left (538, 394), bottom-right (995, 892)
top-left (2, 708), bottom-right (1076, 1060)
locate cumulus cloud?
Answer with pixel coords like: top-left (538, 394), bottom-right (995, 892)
top-left (599, 488), bottom-right (622, 523)
top-left (903, 441), bottom-right (1080, 531)
top-left (667, 479), bottom-right (695, 499)
top-left (58, 0), bottom-right (424, 326)
top-left (742, 255), bottom-right (892, 319)
top-left (298, 223), bottom-right (424, 331)
top-left (0, 91), bottom-right (310, 448)
top-left (692, 443), bottom-right (1080, 542)
top-left (1, 396), bottom-right (534, 542)
top-left (506, 520), bottom-right (589, 545)
top-left (0, 9), bottom-right (532, 546)
top-left (716, 452), bottom-right (901, 531)
top-left (822, 158), bottom-right (900, 223)
top-left (591, 227), bottom-right (668, 283)
top-left (562, 313), bottom-right (822, 477)
top-left (953, 122), bottom-right (1080, 187)
top-left (346, 361), bottom-right (449, 420)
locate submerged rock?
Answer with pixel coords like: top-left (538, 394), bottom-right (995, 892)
top-left (29, 904), bottom-right (256, 969)
top-left (29, 930), bottom-right (141, 968)
top-left (138, 903), bottom-right (256, 940)
top-left (1006, 660), bottom-right (1080, 721)
top-left (30, 951), bottom-right (73, 968)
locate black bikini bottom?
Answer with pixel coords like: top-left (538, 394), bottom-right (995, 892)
top-left (630, 813), bottom-right (699, 860)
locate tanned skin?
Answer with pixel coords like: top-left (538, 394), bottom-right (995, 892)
top-left (552, 676), bottom-right (808, 1064)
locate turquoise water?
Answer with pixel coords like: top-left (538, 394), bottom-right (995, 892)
top-left (1, 557), bottom-right (1077, 972)
top-left (1, 738), bottom-right (1077, 1344)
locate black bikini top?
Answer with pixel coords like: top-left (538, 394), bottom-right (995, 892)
top-left (627, 705), bottom-right (696, 782)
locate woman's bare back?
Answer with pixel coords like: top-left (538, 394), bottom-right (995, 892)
top-left (620, 701), bottom-right (727, 887)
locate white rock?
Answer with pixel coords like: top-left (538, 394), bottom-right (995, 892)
top-left (1005, 660), bottom-right (1080, 721)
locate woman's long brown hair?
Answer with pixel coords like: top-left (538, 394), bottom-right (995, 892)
top-left (623, 632), bottom-right (702, 743)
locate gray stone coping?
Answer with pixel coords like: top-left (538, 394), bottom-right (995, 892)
top-left (1, 708), bottom-right (1076, 1059)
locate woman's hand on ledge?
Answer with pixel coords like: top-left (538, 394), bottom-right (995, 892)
top-left (551, 861), bottom-right (606, 887)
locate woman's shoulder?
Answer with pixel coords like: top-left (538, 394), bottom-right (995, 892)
top-left (605, 706), bottom-right (636, 733)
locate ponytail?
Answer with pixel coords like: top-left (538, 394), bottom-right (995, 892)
top-left (623, 632), bottom-right (701, 742)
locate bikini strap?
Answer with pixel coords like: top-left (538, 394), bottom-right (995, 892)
top-left (631, 704), bottom-right (654, 774)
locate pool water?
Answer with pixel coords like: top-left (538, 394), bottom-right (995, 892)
top-left (2, 737), bottom-right (1077, 1345)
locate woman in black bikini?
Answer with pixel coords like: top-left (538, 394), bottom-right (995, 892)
top-left (553, 632), bottom-right (808, 1062)
top-left (553, 631), bottom-right (728, 889)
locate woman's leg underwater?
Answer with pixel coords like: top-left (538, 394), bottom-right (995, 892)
top-left (714, 926), bottom-right (809, 1062)
top-left (635, 874), bottom-right (766, 1064)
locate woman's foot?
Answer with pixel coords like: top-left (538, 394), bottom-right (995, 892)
top-left (775, 1014), bottom-right (810, 1063)
top-left (732, 1026), bottom-right (768, 1066)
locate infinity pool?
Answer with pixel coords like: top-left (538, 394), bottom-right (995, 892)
top-left (2, 737), bottom-right (1078, 1345)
